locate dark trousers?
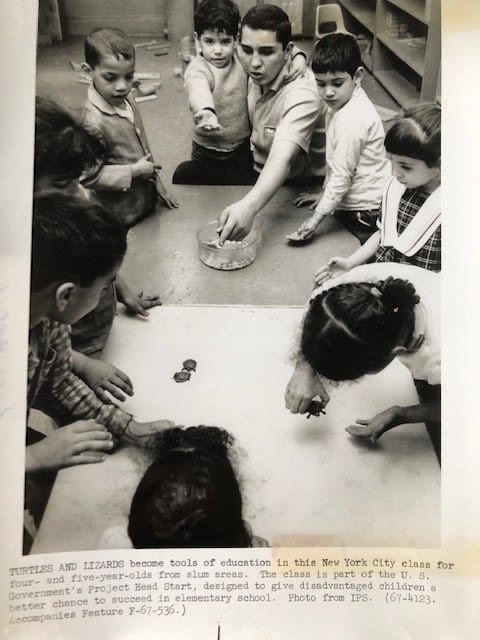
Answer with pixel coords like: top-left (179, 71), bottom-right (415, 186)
top-left (173, 139), bottom-right (258, 185)
top-left (335, 209), bottom-right (379, 245)
top-left (414, 380), bottom-right (441, 466)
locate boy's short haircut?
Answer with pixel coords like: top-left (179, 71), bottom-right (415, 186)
top-left (311, 33), bottom-right (362, 78)
top-left (241, 4), bottom-right (292, 49)
top-left (31, 192), bottom-right (127, 292)
top-left (385, 103), bottom-right (441, 167)
top-left (194, 0), bottom-right (241, 37)
top-left (85, 27), bottom-right (135, 69)
top-left (35, 96), bottom-right (104, 181)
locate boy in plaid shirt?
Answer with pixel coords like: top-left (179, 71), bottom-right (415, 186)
top-left (315, 103), bottom-right (441, 286)
top-left (27, 193), bottom-right (174, 474)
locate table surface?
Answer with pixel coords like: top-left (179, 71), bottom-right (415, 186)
top-left (121, 185), bottom-right (359, 306)
top-left (32, 307), bottom-right (440, 553)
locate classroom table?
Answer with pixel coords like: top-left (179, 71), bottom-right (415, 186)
top-left (32, 306), bottom-right (440, 553)
top-left (120, 185), bottom-right (359, 306)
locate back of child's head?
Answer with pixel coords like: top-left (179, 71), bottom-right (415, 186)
top-left (31, 192), bottom-right (127, 293)
top-left (34, 96), bottom-right (104, 186)
top-left (385, 103), bottom-right (441, 167)
top-left (85, 27), bottom-right (135, 68)
top-left (194, 0), bottom-right (240, 37)
top-left (311, 33), bottom-right (362, 78)
top-left (241, 4), bottom-right (291, 49)
top-left (128, 426), bottom-right (251, 548)
top-left (301, 278), bottom-right (420, 381)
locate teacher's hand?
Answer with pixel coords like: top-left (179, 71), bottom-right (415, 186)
top-left (217, 200), bottom-right (255, 244)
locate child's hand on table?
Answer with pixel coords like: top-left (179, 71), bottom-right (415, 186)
top-left (194, 109), bottom-right (221, 131)
top-left (25, 420), bottom-right (114, 472)
top-left (290, 215), bottom-right (321, 242)
top-left (121, 290), bottom-right (162, 317)
top-left (346, 406), bottom-right (401, 444)
top-left (131, 153), bottom-right (155, 179)
top-left (285, 359), bottom-right (330, 415)
top-left (155, 174), bottom-right (179, 208)
top-left (314, 257), bottom-right (351, 286)
top-left (81, 357), bottom-right (134, 403)
top-left (293, 191), bottom-right (322, 209)
top-left (123, 418), bottom-right (176, 448)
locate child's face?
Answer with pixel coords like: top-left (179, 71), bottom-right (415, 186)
top-left (197, 29), bottom-right (236, 69)
top-left (89, 54), bottom-right (135, 106)
top-left (390, 154), bottom-right (440, 191)
top-left (55, 261), bottom-right (120, 325)
top-left (314, 70), bottom-right (358, 112)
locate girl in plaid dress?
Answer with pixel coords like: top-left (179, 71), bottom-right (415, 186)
top-left (314, 103), bottom-right (441, 286)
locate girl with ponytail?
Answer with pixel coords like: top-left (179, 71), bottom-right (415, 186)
top-left (285, 263), bottom-right (441, 463)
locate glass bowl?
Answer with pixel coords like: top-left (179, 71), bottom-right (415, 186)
top-left (197, 221), bottom-right (258, 271)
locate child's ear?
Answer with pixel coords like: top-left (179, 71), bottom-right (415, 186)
top-left (81, 62), bottom-right (92, 76)
top-left (55, 283), bottom-right (75, 313)
top-left (353, 66), bottom-right (364, 85)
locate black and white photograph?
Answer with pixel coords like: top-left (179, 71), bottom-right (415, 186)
top-left (25, 0), bottom-right (441, 555)
top-left (1, 0), bottom-right (479, 638)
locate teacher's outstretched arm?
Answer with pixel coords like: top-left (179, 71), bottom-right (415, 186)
top-left (217, 139), bottom-right (299, 243)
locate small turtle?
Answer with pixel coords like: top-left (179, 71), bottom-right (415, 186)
top-left (182, 359), bottom-right (197, 372)
top-left (306, 400), bottom-right (326, 419)
top-left (173, 371), bottom-right (191, 383)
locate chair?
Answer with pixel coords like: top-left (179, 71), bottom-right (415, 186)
top-left (315, 3), bottom-right (353, 40)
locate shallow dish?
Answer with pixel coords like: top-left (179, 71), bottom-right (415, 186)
top-left (197, 221), bottom-right (258, 271)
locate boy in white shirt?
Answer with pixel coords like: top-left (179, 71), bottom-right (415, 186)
top-left (289, 33), bottom-right (391, 245)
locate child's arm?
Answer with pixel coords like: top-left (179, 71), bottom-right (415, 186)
top-left (184, 58), bottom-right (220, 131)
top-left (116, 275), bottom-right (161, 317)
top-left (346, 399), bottom-right (441, 444)
top-left (36, 324), bottom-right (175, 446)
top-left (72, 350), bottom-right (134, 403)
top-left (314, 230), bottom-right (380, 286)
top-left (284, 47), bottom-right (308, 82)
top-left (25, 420), bottom-right (114, 472)
top-left (291, 120), bottom-right (367, 240)
top-left (81, 113), bottom-right (155, 191)
top-left (285, 356), bottom-right (330, 415)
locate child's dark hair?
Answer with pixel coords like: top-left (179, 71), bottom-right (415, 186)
top-left (301, 278), bottom-right (420, 381)
top-left (85, 27), bottom-right (135, 68)
top-left (128, 426), bottom-right (251, 548)
top-left (311, 33), bottom-right (362, 78)
top-left (385, 103), bottom-right (441, 167)
top-left (31, 192), bottom-right (127, 292)
top-left (194, 0), bottom-right (240, 37)
top-left (34, 96), bottom-right (104, 183)
top-left (241, 4), bottom-right (291, 49)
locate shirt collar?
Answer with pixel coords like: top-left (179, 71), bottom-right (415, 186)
top-left (88, 85), bottom-right (134, 118)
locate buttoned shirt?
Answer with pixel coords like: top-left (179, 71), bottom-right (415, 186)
top-left (315, 86), bottom-right (391, 216)
top-left (82, 86), bottom-right (156, 225)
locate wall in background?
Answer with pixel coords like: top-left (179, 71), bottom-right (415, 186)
top-left (63, 0), bottom-right (168, 36)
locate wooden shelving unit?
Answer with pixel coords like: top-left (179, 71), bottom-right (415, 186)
top-left (335, 0), bottom-right (441, 107)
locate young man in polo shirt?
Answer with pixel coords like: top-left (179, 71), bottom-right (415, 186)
top-left (217, 4), bottom-right (326, 243)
